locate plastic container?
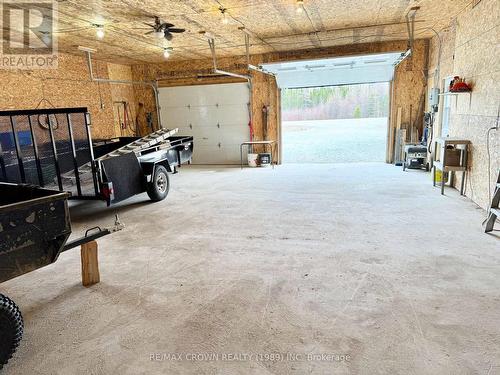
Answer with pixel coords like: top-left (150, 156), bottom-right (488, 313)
top-left (434, 170), bottom-right (449, 184)
top-left (247, 153), bottom-right (259, 167)
top-left (435, 169), bottom-right (443, 183)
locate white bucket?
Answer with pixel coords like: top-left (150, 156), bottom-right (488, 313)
top-left (247, 153), bottom-right (259, 167)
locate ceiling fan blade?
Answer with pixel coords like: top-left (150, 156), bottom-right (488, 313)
top-left (143, 22), bottom-right (155, 27)
top-left (145, 31), bottom-right (154, 35)
top-left (164, 31), bottom-right (173, 41)
top-left (168, 28), bottom-right (186, 33)
top-left (161, 23), bottom-right (175, 28)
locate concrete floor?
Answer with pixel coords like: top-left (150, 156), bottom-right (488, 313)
top-left (1, 163), bottom-right (499, 374)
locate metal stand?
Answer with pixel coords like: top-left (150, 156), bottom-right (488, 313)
top-left (432, 137), bottom-right (470, 195)
top-left (240, 141), bottom-right (277, 169)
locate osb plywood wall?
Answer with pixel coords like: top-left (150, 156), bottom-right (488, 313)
top-left (132, 39), bottom-right (429, 162)
top-left (107, 63), bottom-right (139, 137)
top-left (428, 0), bottom-right (500, 209)
top-left (0, 53), bottom-right (138, 140)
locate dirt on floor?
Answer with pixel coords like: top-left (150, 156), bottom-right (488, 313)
top-left (1, 163), bottom-right (499, 374)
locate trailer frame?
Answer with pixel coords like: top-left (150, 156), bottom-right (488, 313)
top-left (0, 107), bottom-right (193, 205)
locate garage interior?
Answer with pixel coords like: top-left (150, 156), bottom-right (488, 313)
top-left (0, 0), bottom-right (499, 374)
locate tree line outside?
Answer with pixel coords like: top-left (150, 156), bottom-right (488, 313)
top-left (282, 82), bottom-right (390, 121)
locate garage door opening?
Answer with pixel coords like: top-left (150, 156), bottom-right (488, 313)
top-left (261, 52), bottom-right (403, 164)
top-left (281, 82), bottom-right (390, 163)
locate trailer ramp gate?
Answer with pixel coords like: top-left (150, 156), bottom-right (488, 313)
top-left (0, 108), bottom-right (98, 198)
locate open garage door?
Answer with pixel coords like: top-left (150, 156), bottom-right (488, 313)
top-left (159, 83), bottom-right (250, 164)
top-left (261, 53), bottom-right (402, 164)
top-left (280, 84), bottom-right (390, 163)
top-left (260, 52), bottom-right (403, 89)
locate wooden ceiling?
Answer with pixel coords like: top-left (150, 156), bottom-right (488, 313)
top-left (3, 0), bottom-right (471, 64)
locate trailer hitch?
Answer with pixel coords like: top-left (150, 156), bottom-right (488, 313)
top-left (62, 215), bottom-right (124, 252)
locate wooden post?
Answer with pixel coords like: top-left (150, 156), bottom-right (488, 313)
top-left (81, 240), bottom-right (100, 287)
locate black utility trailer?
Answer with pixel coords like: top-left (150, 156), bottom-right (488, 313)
top-left (0, 182), bottom-right (122, 369)
top-left (0, 107), bottom-right (193, 205)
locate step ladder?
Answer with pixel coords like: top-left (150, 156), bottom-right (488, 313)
top-left (485, 169), bottom-right (500, 233)
top-left (97, 128), bottom-right (178, 161)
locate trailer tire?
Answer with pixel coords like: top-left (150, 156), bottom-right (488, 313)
top-left (0, 294), bottom-right (23, 370)
top-left (147, 165), bottom-right (170, 202)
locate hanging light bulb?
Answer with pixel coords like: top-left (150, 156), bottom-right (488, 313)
top-left (220, 8), bottom-right (229, 25)
top-left (95, 24), bottom-right (105, 39)
top-left (154, 30), bottom-right (165, 39)
top-left (296, 0), bottom-right (304, 13)
top-left (163, 48), bottom-right (171, 59)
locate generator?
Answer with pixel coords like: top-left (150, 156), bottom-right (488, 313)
top-left (258, 153), bottom-right (272, 167)
top-left (403, 144), bottom-right (429, 171)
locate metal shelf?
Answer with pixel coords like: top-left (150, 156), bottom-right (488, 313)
top-left (438, 91), bottom-right (472, 107)
top-left (438, 91), bottom-right (472, 96)
top-left (433, 138), bottom-right (470, 195)
top-left (433, 161), bottom-right (466, 172)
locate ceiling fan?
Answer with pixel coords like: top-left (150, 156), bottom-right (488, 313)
top-left (143, 16), bottom-right (186, 41)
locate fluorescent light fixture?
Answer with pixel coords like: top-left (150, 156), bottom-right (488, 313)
top-left (154, 31), bottom-right (164, 39)
top-left (278, 67), bottom-right (298, 72)
top-left (333, 62), bottom-right (353, 67)
top-left (78, 46), bottom-right (97, 53)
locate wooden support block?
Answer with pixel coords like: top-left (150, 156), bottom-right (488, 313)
top-left (81, 240), bottom-right (100, 287)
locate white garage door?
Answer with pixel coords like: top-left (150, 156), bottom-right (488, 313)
top-left (159, 83), bottom-right (250, 164)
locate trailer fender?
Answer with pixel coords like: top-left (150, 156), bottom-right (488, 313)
top-left (141, 159), bottom-right (174, 177)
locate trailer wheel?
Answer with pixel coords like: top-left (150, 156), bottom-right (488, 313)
top-left (147, 165), bottom-right (170, 202)
top-left (0, 294), bottom-right (23, 370)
